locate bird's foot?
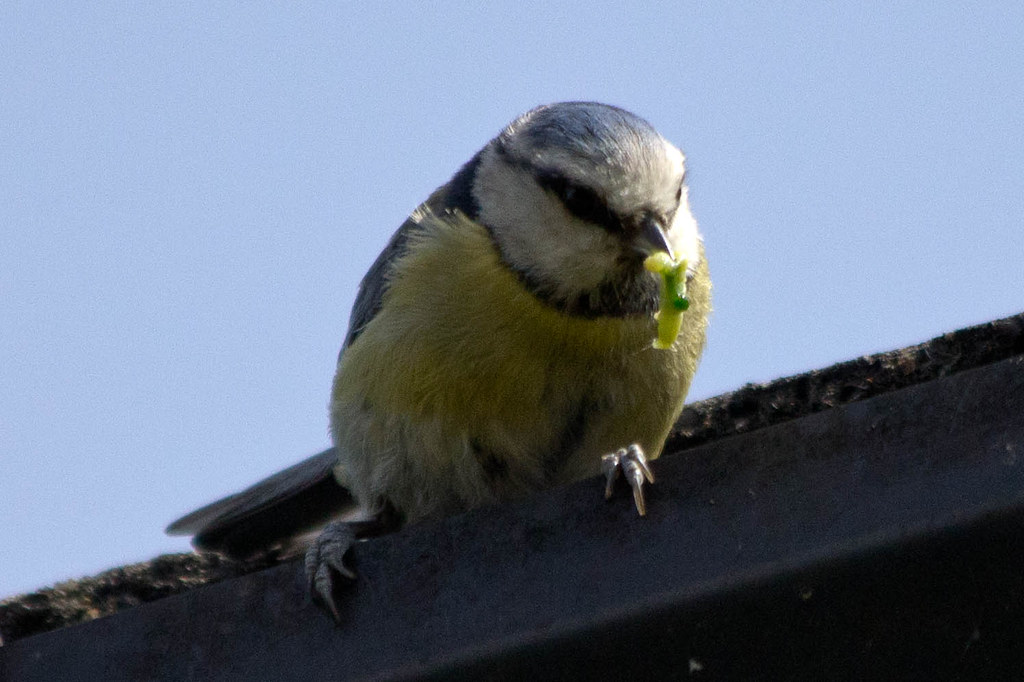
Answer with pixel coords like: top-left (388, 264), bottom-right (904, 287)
top-left (305, 521), bottom-right (358, 622)
top-left (304, 505), bottom-right (403, 621)
top-left (601, 444), bottom-right (655, 516)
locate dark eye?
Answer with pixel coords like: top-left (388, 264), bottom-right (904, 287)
top-left (536, 172), bottom-right (619, 231)
top-left (560, 183), bottom-right (593, 214)
top-left (566, 185), bottom-right (612, 225)
top-left (675, 183), bottom-right (683, 203)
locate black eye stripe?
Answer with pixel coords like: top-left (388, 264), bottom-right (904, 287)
top-left (494, 143), bottom-right (682, 236)
top-left (535, 172), bottom-right (622, 233)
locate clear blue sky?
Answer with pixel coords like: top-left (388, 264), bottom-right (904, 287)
top-left (2, 3), bottom-right (1022, 598)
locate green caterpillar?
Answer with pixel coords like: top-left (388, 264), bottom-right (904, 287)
top-left (643, 252), bottom-right (690, 350)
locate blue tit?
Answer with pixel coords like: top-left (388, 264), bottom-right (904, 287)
top-left (167, 102), bottom-right (711, 619)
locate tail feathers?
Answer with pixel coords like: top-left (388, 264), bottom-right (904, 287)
top-left (166, 448), bottom-right (358, 559)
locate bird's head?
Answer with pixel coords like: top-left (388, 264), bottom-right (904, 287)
top-left (450, 102), bottom-right (700, 318)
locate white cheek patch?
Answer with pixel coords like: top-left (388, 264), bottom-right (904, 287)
top-left (530, 216), bottom-right (621, 296)
top-left (475, 152), bottom-right (621, 296)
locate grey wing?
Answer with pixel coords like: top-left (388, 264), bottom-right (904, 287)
top-left (341, 214), bottom-right (424, 352)
top-left (342, 150), bottom-right (483, 352)
top-left (166, 448), bottom-right (355, 559)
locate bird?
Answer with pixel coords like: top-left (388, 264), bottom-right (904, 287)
top-left (167, 101), bottom-right (711, 619)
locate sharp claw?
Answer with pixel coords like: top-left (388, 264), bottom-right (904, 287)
top-left (601, 444), bottom-right (654, 516)
top-left (313, 565), bottom-right (343, 622)
top-left (627, 443), bottom-right (655, 484)
top-left (622, 456), bottom-right (648, 516)
top-left (304, 522), bottom-right (359, 622)
top-left (632, 482), bottom-right (647, 516)
top-left (601, 450), bottom-right (623, 499)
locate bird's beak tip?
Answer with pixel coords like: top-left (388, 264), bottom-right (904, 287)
top-left (635, 217), bottom-right (674, 260)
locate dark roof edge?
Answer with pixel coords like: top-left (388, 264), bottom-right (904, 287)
top-left (2, 311), bottom-right (1022, 645)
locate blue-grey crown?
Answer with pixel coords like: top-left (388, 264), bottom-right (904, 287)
top-left (502, 101), bottom-right (665, 162)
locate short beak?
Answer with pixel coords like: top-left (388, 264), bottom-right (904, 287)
top-left (633, 214), bottom-right (674, 259)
